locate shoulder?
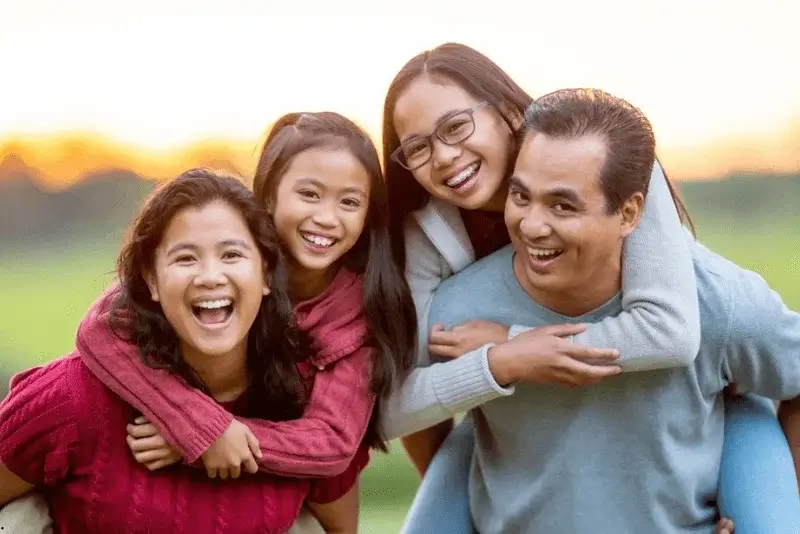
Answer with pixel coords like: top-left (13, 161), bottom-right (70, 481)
top-left (692, 242), bottom-right (791, 345)
top-left (406, 198), bottom-right (474, 274)
top-left (3, 355), bottom-right (109, 421)
top-left (437, 245), bottom-right (515, 298)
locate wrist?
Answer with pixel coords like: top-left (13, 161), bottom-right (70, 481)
top-left (487, 344), bottom-right (515, 386)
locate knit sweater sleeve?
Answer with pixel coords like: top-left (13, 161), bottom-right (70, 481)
top-left (307, 443), bottom-right (370, 504)
top-left (0, 358), bottom-right (82, 487)
top-left (78, 305), bottom-right (374, 476)
top-left (379, 219), bottom-right (515, 440)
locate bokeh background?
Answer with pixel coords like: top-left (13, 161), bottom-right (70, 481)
top-left (2, 0), bottom-right (798, 530)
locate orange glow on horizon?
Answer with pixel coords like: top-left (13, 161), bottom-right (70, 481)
top-left (1, 118), bottom-right (798, 193)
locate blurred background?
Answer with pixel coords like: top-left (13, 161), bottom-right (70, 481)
top-left (1, 0), bottom-right (798, 530)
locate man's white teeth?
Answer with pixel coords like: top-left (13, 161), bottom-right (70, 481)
top-left (194, 298), bottom-right (232, 309)
top-left (302, 233), bottom-right (335, 247)
top-left (530, 248), bottom-right (563, 258)
top-left (446, 163), bottom-right (479, 188)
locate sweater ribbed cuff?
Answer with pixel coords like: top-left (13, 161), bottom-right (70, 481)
top-left (430, 344), bottom-right (514, 415)
top-left (182, 411), bottom-right (234, 463)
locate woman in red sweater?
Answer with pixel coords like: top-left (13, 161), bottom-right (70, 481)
top-left (68, 113), bottom-right (417, 487)
top-left (0, 169), bottom-right (368, 533)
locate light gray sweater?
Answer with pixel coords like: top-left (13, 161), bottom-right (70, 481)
top-left (380, 161), bottom-right (701, 439)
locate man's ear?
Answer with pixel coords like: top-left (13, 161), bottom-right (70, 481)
top-left (619, 192), bottom-right (645, 238)
top-left (143, 270), bottom-right (159, 302)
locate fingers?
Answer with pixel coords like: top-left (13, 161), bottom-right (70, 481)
top-left (538, 323), bottom-right (588, 338)
top-left (206, 466), bottom-right (218, 479)
top-left (127, 434), bottom-right (169, 453)
top-left (132, 447), bottom-right (174, 464)
top-left (245, 429), bottom-right (263, 461)
top-left (428, 343), bottom-right (462, 359)
top-left (229, 464), bottom-right (242, 479)
top-left (558, 358), bottom-right (622, 385)
top-left (428, 327), bottom-right (458, 347)
top-left (217, 468), bottom-right (230, 480)
top-left (144, 455), bottom-right (180, 471)
top-left (715, 517), bottom-right (734, 534)
top-left (562, 344), bottom-right (620, 362)
top-left (127, 422), bottom-right (159, 439)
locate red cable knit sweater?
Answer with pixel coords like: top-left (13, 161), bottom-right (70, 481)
top-left (0, 354), bottom-right (368, 533)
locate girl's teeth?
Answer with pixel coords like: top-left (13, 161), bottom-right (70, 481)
top-left (303, 233), bottom-right (334, 247)
top-left (446, 163), bottom-right (479, 188)
top-left (195, 299), bottom-right (232, 309)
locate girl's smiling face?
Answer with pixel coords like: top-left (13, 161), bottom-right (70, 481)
top-left (270, 147), bottom-right (370, 296)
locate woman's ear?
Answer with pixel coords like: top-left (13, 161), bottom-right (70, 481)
top-left (142, 270), bottom-right (159, 301)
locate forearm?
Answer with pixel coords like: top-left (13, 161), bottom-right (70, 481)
top-left (77, 292), bottom-right (231, 461)
top-left (240, 349), bottom-right (376, 478)
top-left (558, 162), bottom-right (700, 371)
top-left (401, 419), bottom-right (454, 477)
top-left (778, 397), bottom-right (800, 492)
top-left (380, 345), bottom-right (513, 440)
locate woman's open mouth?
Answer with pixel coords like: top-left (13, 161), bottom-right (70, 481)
top-left (191, 298), bottom-right (235, 328)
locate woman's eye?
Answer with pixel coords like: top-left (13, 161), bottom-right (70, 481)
top-left (222, 250), bottom-right (243, 260)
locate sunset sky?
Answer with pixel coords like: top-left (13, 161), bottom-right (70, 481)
top-left (1, 0), bottom-right (798, 187)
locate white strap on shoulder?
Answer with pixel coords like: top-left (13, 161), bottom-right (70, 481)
top-left (413, 201), bottom-right (473, 273)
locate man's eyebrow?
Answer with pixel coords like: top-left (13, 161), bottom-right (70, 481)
top-left (546, 187), bottom-right (583, 205)
top-left (508, 175), bottom-right (530, 192)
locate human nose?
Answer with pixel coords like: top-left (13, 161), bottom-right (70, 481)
top-left (519, 207), bottom-right (553, 240)
top-left (310, 202), bottom-right (338, 228)
top-left (430, 137), bottom-right (461, 170)
top-left (194, 258), bottom-right (227, 288)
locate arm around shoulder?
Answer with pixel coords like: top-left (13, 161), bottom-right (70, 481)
top-left (570, 161), bottom-right (701, 370)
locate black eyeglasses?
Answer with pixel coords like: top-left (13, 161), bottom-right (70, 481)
top-left (391, 101), bottom-right (489, 171)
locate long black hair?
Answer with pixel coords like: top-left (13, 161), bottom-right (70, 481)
top-left (254, 113), bottom-right (417, 447)
top-left (111, 168), bottom-right (314, 421)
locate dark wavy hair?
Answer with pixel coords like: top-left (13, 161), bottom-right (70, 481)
top-left (253, 112), bottom-right (417, 449)
top-left (111, 168), bottom-right (313, 421)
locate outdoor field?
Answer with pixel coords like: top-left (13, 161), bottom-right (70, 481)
top-left (1, 187), bottom-right (798, 531)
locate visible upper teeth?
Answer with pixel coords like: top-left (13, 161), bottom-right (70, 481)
top-left (194, 299), bottom-right (232, 309)
top-left (446, 163), bottom-right (479, 188)
top-left (530, 249), bottom-right (562, 257)
top-left (303, 233), bottom-right (335, 247)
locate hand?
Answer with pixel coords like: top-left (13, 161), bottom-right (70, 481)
top-left (201, 419), bottom-right (262, 479)
top-left (715, 517), bottom-right (735, 534)
top-left (428, 320), bottom-right (510, 359)
top-left (487, 323), bottom-right (622, 387)
top-left (127, 416), bottom-right (183, 471)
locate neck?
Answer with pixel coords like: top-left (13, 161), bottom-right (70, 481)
top-left (289, 262), bottom-right (338, 301)
top-left (512, 253), bottom-right (622, 317)
top-left (480, 183), bottom-right (509, 213)
top-left (181, 343), bottom-right (248, 402)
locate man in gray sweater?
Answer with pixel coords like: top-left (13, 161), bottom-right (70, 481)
top-left (428, 88), bottom-right (800, 533)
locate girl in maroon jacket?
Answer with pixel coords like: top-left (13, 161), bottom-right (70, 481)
top-left (0, 169), bottom-right (370, 533)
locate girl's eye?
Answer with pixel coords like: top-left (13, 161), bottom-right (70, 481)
top-left (342, 198), bottom-right (361, 209)
top-left (299, 190), bottom-right (319, 200)
top-left (175, 255), bottom-right (195, 264)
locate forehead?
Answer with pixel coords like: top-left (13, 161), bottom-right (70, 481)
top-left (280, 147), bottom-right (371, 195)
top-left (393, 75), bottom-right (482, 136)
top-left (513, 133), bottom-right (607, 197)
top-left (161, 201), bottom-right (253, 246)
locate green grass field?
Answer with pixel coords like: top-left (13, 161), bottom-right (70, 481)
top-left (0, 215), bottom-right (797, 531)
